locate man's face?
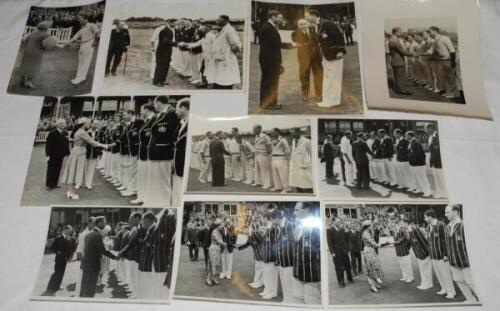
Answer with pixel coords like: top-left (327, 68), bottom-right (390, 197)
top-left (97, 219), bottom-right (106, 230)
top-left (405, 133), bottom-right (412, 141)
top-left (297, 19), bottom-right (308, 30)
top-left (56, 121), bottom-right (66, 130)
top-left (394, 131), bottom-right (401, 139)
top-left (304, 12), bottom-right (316, 24)
top-left (294, 203), bottom-right (307, 219)
top-left (425, 125), bottom-right (434, 136)
top-left (424, 215), bottom-right (431, 224)
top-left (88, 221), bottom-right (95, 229)
top-left (429, 29), bottom-right (437, 38)
top-left (445, 206), bottom-right (456, 221)
top-left (253, 126), bottom-right (261, 135)
top-left (377, 132), bottom-right (384, 139)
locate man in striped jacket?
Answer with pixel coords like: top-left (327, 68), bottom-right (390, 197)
top-left (137, 212), bottom-right (157, 299)
top-left (424, 209), bottom-right (456, 299)
top-left (276, 213), bottom-right (296, 303)
top-left (260, 211), bottom-right (280, 299)
top-left (409, 222), bottom-right (433, 290)
top-left (393, 218), bottom-right (414, 283)
top-left (445, 204), bottom-right (478, 302)
top-left (239, 216), bottom-right (265, 289)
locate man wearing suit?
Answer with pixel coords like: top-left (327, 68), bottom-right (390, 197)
top-left (378, 129), bottom-right (397, 186)
top-left (322, 135), bottom-right (335, 180)
top-left (46, 225), bottom-right (75, 293)
top-left (406, 131), bottom-right (431, 197)
top-left (259, 10), bottom-right (284, 110)
top-left (393, 219), bottom-right (414, 283)
top-left (45, 119), bottom-right (70, 190)
top-left (348, 224), bottom-right (362, 276)
top-left (172, 98), bottom-right (189, 206)
top-left (118, 212), bottom-right (144, 296)
top-left (80, 216), bottom-right (117, 298)
top-left (389, 27), bottom-right (414, 95)
top-left (152, 208), bottom-right (177, 298)
top-left (137, 212), bottom-right (157, 299)
top-left (351, 132), bottom-right (374, 189)
top-left (153, 19), bottom-right (177, 87)
top-left (393, 129), bottom-right (411, 189)
top-left (426, 123), bottom-right (445, 198)
top-left (120, 111), bottom-right (145, 198)
top-left (148, 96), bottom-right (180, 206)
top-left (327, 218), bottom-right (353, 288)
top-left (305, 10), bottom-right (346, 108)
top-left (291, 19), bottom-right (323, 101)
top-left (209, 131), bottom-right (230, 186)
top-left (105, 20), bottom-right (130, 76)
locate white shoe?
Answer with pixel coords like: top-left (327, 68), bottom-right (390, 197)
top-left (75, 184), bottom-right (81, 190)
top-left (130, 198), bottom-right (143, 204)
top-left (66, 191), bottom-right (79, 200)
top-left (422, 193), bottom-right (432, 198)
top-left (262, 186), bottom-right (271, 189)
top-left (446, 293), bottom-right (456, 299)
top-left (417, 285), bottom-right (433, 290)
top-left (258, 292), bottom-right (265, 296)
top-left (116, 185), bottom-right (127, 191)
top-left (404, 278), bottom-right (414, 283)
top-left (198, 179), bottom-right (206, 183)
top-left (71, 79), bottom-right (84, 85)
top-left (85, 186), bottom-right (93, 190)
top-left (226, 275), bottom-right (231, 279)
top-left (281, 189), bottom-right (288, 194)
top-left (261, 294), bottom-right (276, 300)
top-left (436, 290), bottom-right (447, 295)
top-left (219, 273), bottom-right (224, 279)
top-left (121, 191), bottom-right (137, 197)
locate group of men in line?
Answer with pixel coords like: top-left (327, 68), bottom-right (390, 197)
top-left (387, 26), bottom-right (463, 102)
top-left (327, 205), bottom-right (477, 303)
top-left (322, 123), bottom-right (445, 198)
top-left (46, 209), bottom-right (177, 300)
top-left (191, 125), bottom-right (313, 193)
top-left (44, 95), bottom-right (189, 206)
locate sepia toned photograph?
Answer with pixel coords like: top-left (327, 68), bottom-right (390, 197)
top-left (249, 0), bottom-right (363, 115)
top-left (324, 203), bottom-right (480, 306)
top-left (21, 95), bottom-right (190, 207)
top-left (385, 18), bottom-right (465, 104)
top-left (186, 116), bottom-right (314, 195)
top-left (99, 0), bottom-right (246, 92)
top-left (318, 119), bottom-right (447, 201)
top-left (7, 1), bottom-right (105, 96)
top-left (175, 201), bottom-right (322, 306)
top-left (32, 206), bottom-right (178, 303)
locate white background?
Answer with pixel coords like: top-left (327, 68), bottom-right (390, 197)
top-left (0, 0), bottom-right (499, 310)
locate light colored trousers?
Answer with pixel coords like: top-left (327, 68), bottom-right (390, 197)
top-left (344, 156), bottom-right (355, 185)
top-left (382, 158), bottom-right (397, 185)
top-left (272, 157), bottom-right (289, 190)
top-left (416, 256), bottom-right (433, 288)
top-left (432, 259), bottom-right (456, 296)
top-left (318, 57), bottom-right (344, 107)
top-left (84, 158), bottom-right (96, 188)
top-left (245, 157), bottom-right (255, 183)
top-left (198, 159), bottom-right (212, 183)
top-left (252, 260), bottom-right (264, 286)
top-left (190, 53), bottom-right (203, 80)
top-left (255, 153), bottom-right (272, 188)
top-left (221, 249), bottom-right (233, 278)
top-left (181, 51), bottom-right (191, 76)
top-left (278, 266), bottom-right (295, 303)
top-left (394, 160), bottom-right (411, 188)
top-left (292, 279), bottom-right (321, 305)
top-left (146, 160), bottom-right (172, 207)
top-left (410, 165), bottom-right (431, 195)
top-left (120, 155), bottom-right (133, 189)
top-left (75, 42), bottom-right (94, 81)
top-left (172, 174), bottom-right (182, 207)
top-left (126, 156), bottom-right (138, 192)
top-left (431, 167), bottom-right (446, 198)
top-left (262, 262), bottom-right (278, 297)
top-left (224, 155), bottom-right (232, 179)
top-left (136, 160), bottom-right (150, 201)
top-left (231, 154), bottom-right (243, 181)
top-left (397, 254), bottom-right (414, 281)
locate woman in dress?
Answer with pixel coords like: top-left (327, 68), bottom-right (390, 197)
top-left (361, 220), bottom-right (384, 293)
top-left (61, 117), bottom-right (111, 199)
top-left (206, 218), bottom-right (227, 286)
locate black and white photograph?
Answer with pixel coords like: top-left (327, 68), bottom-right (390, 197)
top-left (99, 0), bottom-right (246, 92)
top-left (362, 0), bottom-right (491, 119)
top-left (31, 206), bottom-right (178, 303)
top-left (21, 95), bottom-right (190, 207)
top-left (175, 201), bottom-right (322, 306)
top-left (318, 118), bottom-right (447, 201)
top-left (385, 18), bottom-right (465, 104)
top-left (186, 116), bottom-right (315, 195)
top-left (7, 1), bottom-right (105, 96)
top-left (249, 0), bottom-right (363, 115)
top-left (324, 203), bottom-right (480, 307)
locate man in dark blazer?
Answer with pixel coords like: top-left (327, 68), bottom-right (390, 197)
top-left (153, 19), bottom-right (177, 86)
top-left (378, 128), bottom-right (396, 186)
top-left (259, 10), bottom-right (284, 110)
top-left (118, 212), bottom-right (144, 296)
top-left (406, 131), bottom-right (431, 197)
top-left (351, 132), bottom-right (374, 189)
top-left (426, 123), bottom-right (445, 198)
top-left (46, 225), bottom-right (75, 293)
top-left (45, 119), bottom-right (70, 190)
top-left (291, 19), bottom-right (323, 101)
top-left (348, 223), bottom-right (362, 276)
top-left (172, 98), bottom-right (189, 206)
top-left (394, 128), bottom-right (410, 189)
top-left (322, 135), bottom-right (335, 180)
top-left (137, 212), bottom-right (157, 299)
top-left (327, 218), bottom-right (353, 287)
top-left (120, 111), bottom-right (145, 197)
top-left (152, 208), bottom-right (177, 298)
top-left (105, 20), bottom-right (130, 76)
top-left (209, 131), bottom-right (230, 186)
top-left (80, 216), bottom-right (117, 298)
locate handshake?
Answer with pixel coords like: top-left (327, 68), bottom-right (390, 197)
top-left (178, 42), bottom-right (190, 48)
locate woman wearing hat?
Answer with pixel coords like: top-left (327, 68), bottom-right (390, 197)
top-left (61, 117), bottom-right (111, 199)
top-left (361, 219), bottom-right (384, 293)
top-left (206, 218), bottom-right (227, 286)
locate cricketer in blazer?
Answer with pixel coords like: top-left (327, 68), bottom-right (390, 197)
top-left (174, 120), bottom-right (188, 178)
top-left (148, 106), bottom-right (180, 161)
top-left (317, 18), bottom-right (346, 61)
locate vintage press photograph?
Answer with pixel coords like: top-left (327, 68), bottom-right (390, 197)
top-left (186, 116), bottom-right (315, 195)
top-left (175, 201), bottom-right (322, 306)
top-left (100, 0), bottom-right (246, 92)
top-left (21, 95), bottom-right (190, 207)
top-left (7, 1), bottom-right (105, 96)
top-left (31, 206), bottom-right (178, 303)
top-left (385, 18), bottom-right (465, 104)
top-left (324, 203), bottom-right (480, 306)
top-left (318, 118), bottom-right (447, 201)
top-left (249, 0), bottom-right (363, 115)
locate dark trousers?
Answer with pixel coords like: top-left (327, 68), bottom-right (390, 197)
top-left (355, 162), bottom-right (370, 189)
top-left (46, 156), bottom-right (64, 188)
top-left (211, 161), bottom-right (225, 186)
top-left (213, 84), bottom-right (233, 89)
top-left (340, 157), bottom-right (346, 182)
top-left (298, 56), bottom-right (322, 98)
top-left (392, 65), bottom-right (409, 93)
top-left (46, 261), bottom-right (67, 291)
top-left (350, 251), bottom-right (362, 274)
top-left (259, 62), bottom-right (281, 108)
top-left (188, 244), bottom-right (199, 260)
top-left (345, 33), bottom-right (353, 45)
top-left (203, 247), bottom-right (209, 269)
top-left (325, 157), bottom-right (334, 179)
top-left (105, 48), bottom-right (123, 74)
top-left (333, 252), bottom-right (353, 285)
top-left (80, 271), bottom-right (99, 297)
top-left (153, 54), bottom-right (171, 85)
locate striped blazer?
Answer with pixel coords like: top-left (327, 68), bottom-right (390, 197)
top-left (445, 221), bottom-right (469, 268)
top-left (428, 221), bottom-right (447, 260)
top-left (276, 222), bottom-right (295, 268)
top-left (393, 229), bottom-right (411, 257)
top-left (261, 224), bottom-right (279, 264)
top-left (409, 227), bottom-right (430, 260)
top-left (138, 225), bottom-right (156, 272)
top-left (153, 212), bottom-right (177, 276)
top-left (293, 226), bottom-right (321, 283)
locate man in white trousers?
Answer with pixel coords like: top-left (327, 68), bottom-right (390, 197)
top-left (276, 213), bottom-right (298, 303)
top-left (409, 223), bottom-right (433, 290)
top-left (66, 16), bottom-right (99, 84)
top-left (220, 218), bottom-right (236, 279)
top-left (260, 213), bottom-right (279, 299)
top-left (253, 124), bottom-right (273, 189)
top-left (120, 111), bottom-right (145, 198)
top-left (393, 129), bottom-right (411, 189)
top-left (118, 212), bottom-right (144, 297)
top-left (198, 132), bottom-right (213, 184)
top-left (378, 129), bottom-right (397, 186)
top-left (270, 128), bottom-right (291, 193)
top-left (242, 139), bottom-right (255, 185)
top-left (407, 131), bottom-right (432, 197)
top-left (393, 219), bottom-right (414, 283)
top-left (340, 131), bottom-right (355, 186)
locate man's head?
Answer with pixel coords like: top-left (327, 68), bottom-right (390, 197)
top-left (292, 128), bottom-right (302, 140)
top-left (405, 130), bottom-right (416, 141)
top-left (267, 10), bottom-right (283, 26)
top-left (305, 9), bottom-right (320, 24)
top-left (294, 201), bottom-right (312, 219)
top-left (357, 132), bottom-right (365, 141)
top-left (154, 95), bottom-right (171, 112)
top-left (95, 216), bottom-right (107, 230)
top-left (344, 131), bottom-right (352, 140)
top-left (297, 19), bottom-right (308, 31)
top-left (62, 225), bottom-right (73, 236)
top-left (271, 127), bottom-right (281, 139)
top-left (79, 16), bottom-right (89, 26)
top-left (88, 216), bottom-right (96, 229)
top-left (231, 127), bottom-right (239, 137)
top-left (429, 26), bottom-right (440, 38)
top-left (393, 128), bottom-right (402, 140)
top-left (206, 131), bottom-right (213, 140)
top-left (216, 15), bottom-right (230, 27)
top-left (140, 103), bottom-right (155, 119)
top-left (392, 27), bottom-right (402, 37)
top-left (424, 209), bottom-right (436, 224)
top-left (422, 30), bottom-right (431, 40)
top-left (253, 124), bottom-right (262, 135)
top-left (129, 212), bottom-right (143, 226)
top-left (445, 204), bottom-right (461, 222)
top-left (55, 118), bottom-right (67, 130)
top-left (377, 129), bottom-right (387, 138)
top-left (142, 212), bottom-right (157, 229)
top-left (175, 98), bottom-right (190, 120)
top-left (425, 123), bottom-right (436, 136)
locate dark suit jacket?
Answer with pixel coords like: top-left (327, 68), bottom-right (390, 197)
top-left (259, 21), bottom-right (282, 65)
top-left (317, 19), bottom-right (346, 61)
top-left (128, 119), bottom-right (144, 157)
top-left (109, 28), bottom-right (130, 51)
top-left (119, 124), bottom-right (130, 156)
top-left (81, 229), bottom-right (115, 273)
top-left (209, 139), bottom-right (229, 165)
top-left (138, 116), bottom-right (156, 161)
top-left (138, 226), bottom-right (156, 272)
top-left (372, 138), bottom-right (382, 159)
top-left (428, 134), bottom-right (442, 168)
top-left (348, 230), bottom-right (362, 252)
top-left (221, 226), bottom-right (237, 253)
top-left (380, 136), bottom-right (394, 159)
top-left (51, 235), bottom-right (75, 266)
top-left (152, 211), bottom-right (176, 273)
top-left (86, 131), bottom-right (101, 159)
top-left (396, 138), bottom-right (410, 162)
top-left (149, 108), bottom-right (180, 161)
top-left (198, 227), bottom-right (212, 248)
top-left (45, 129), bottom-right (70, 159)
top-left (408, 139), bottom-right (426, 166)
top-left (352, 139), bottom-right (373, 164)
top-left (156, 27), bottom-right (176, 58)
top-left (327, 227), bottom-right (349, 256)
top-left (174, 121), bottom-right (188, 177)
